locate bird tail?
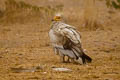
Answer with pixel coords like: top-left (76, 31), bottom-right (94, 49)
top-left (81, 52), bottom-right (92, 64)
top-left (72, 47), bottom-right (92, 64)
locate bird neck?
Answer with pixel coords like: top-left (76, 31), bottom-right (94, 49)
top-left (50, 21), bottom-right (62, 29)
top-left (52, 21), bottom-right (61, 24)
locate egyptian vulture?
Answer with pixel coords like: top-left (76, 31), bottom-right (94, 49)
top-left (49, 14), bottom-right (92, 64)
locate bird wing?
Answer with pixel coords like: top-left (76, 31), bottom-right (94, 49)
top-left (54, 25), bottom-right (84, 59)
top-left (56, 25), bottom-right (81, 45)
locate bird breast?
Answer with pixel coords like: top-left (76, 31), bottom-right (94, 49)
top-left (49, 29), bottom-right (65, 45)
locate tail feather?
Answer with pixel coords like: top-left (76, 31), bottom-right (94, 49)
top-left (82, 53), bottom-right (92, 63)
top-left (71, 47), bottom-right (92, 64)
top-left (79, 48), bottom-right (92, 64)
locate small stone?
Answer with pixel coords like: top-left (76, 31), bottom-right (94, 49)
top-left (52, 68), bottom-right (72, 72)
top-left (43, 72), bottom-right (47, 74)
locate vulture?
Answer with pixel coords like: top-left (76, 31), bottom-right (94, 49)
top-left (49, 14), bottom-right (92, 64)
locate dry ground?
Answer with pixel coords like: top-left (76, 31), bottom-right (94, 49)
top-left (0, 23), bottom-right (120, 80)
top-left (0, 0), bottom-right (120, 80)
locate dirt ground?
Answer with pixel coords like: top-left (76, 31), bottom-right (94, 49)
top-left (0, 22), bottom-right (120, 80)
top-left (0, 0), bottom-right (120, 80)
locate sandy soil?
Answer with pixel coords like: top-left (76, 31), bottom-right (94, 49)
top-left (0, 22), bottom-right (120, 80)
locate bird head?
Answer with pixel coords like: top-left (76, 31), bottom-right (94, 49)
top-left (52, 13), bottom-right (62, 21)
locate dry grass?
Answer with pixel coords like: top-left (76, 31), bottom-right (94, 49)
top-left (83, 0), bottom-right (101, 30)
top-left (0, 0), bottom-right (120, 80)
top-left (0, 0), bottom-right (63, 24)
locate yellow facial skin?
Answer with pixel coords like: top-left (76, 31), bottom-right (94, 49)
top-left (52, 16), bottom-right (61, 21)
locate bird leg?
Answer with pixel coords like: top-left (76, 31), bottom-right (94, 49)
top-left (60, 56), bottom-right (65, 63)
top-left (66, 56), bottom-right (71, 63)
top-left (66, 56), bottom-right (76, 63)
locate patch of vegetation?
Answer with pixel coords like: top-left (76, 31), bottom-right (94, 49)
top-left (84, 0), bottom-right (103, 30)
top-left (106, 0), bottom-right (120, 9)
top-left (0, 0), bottom-right (63, 24)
